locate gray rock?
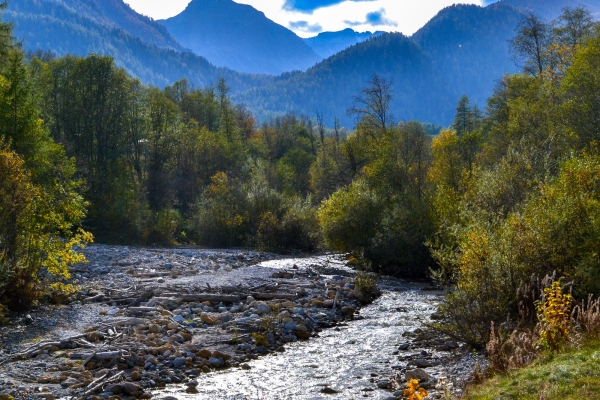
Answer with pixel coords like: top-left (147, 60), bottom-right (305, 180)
top-left (413, 358), bottom-right (433, 368)
top-left (185, 380), bottom-right (198, 388)
top-left (256, 303), bottom-right (272, 316)
top-left (173, 315), bottom-right (185, 324)
top-left (377, 380), bottom-right (391, 389)
top-left (405, 368), bottom-right (432, 383)
top-left (209, 357), bottom-right (224, 368)
top-left (398, 343), bottom-right (410, 350)
top-left (320, 387), bottom-right (340, 394)
top-left (173, 357), bottom-right (186, 369)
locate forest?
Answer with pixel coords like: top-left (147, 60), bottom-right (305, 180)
top-left (1, 1), bottom-right (600, 368)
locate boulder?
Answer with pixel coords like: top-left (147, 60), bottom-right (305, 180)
top-left (405, 368), bottom-right (432, 383)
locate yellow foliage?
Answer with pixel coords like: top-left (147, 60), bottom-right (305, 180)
top-left (403, 379), bottom-right (429, 400)
top-left (536, 280), bottom-right (572, 352)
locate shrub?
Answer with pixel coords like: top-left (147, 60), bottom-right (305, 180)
top-left (536, 280), bottom-right (573, 352)
top-left (404, 379), bottom-right (428, 400)
top-left (0, 145), bottom-right (91, 310)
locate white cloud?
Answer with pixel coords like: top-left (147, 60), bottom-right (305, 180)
top-left (124, 0), bottom-right (485, 36)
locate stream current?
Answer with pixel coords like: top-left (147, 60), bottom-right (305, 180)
top-left (158, 258), bottom-right (444, 400)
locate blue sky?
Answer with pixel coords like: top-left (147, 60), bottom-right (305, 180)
top-left (125, 0), bottom-right (484, 38)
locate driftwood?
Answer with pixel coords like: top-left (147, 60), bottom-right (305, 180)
top-left (128, 307), bottom-right (160, 313)
top-left (80, 370), bottom-right (124, 398)
top-left (70, 351), bottom-right (124, 360)
top-left (83, 294), bottom-right (104, 303)
top-left (251, 292), bottom-right (298, 300)
top-left (8, 333), bottom-right (88, 360)
top-left (162, 293), bottom-right (242, 303)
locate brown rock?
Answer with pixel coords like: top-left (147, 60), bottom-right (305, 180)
top-left (122, 382), bottom-right (141, 394)
top-left (130, 371), bottom-right (142, 381)
top-left (196, 349), bottom-right (211, 359)
top-left (149, 324), bottom-right (162, 334)
top-left (296, 331), bottom-right (311, 339)
top-left (95, 369), bottom-right (111, 378)
top-left (212, 350), bottom-right (231, 361)
top-left (105, 384), bottom-right (124, 394)
top-left (86, 332), bottom-right (100, 342)
top-left (37, 376), bottom-right (51, 384)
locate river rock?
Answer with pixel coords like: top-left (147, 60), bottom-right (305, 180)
top-left (377, 380), bottom-right (391, 389)
top-left (173, 315), bottom-right (185, 324)
top-left (60, 378), bottom-right (79, 388)
top-left (122, 382), bottom-right (141, 394)
top-left (209, 357), bottom-right (224, 368)
top-left (130, 371), bottom-right (142, 381)
top-left (405, 368), bottom-right (432, 383)
top-left (173, 357), bottom-right (186, 369)
top-left (197, 349), bottom-right (212, 359)
top-left (105, 383), bottom-right (124, 394)
top-left (398, 343), bottom-right (410, 350)
top-left (149, 324), bottom-right (161, 334)
top-left (256, 303), bottom-right (272, 315)
top-left (341, 306), bottom-right (356, 316)
top-left (413, 358), bottom-right (433, 368)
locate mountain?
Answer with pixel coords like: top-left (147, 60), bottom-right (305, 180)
top-left (20, 0), bottom-right (185, 51)
top-left (5, 0), bottom-right (272, 92)
top-left (412, 3), bottom-right (522, 109)
top-left (159, 0), bottom-right (322, 75)
top-left (235, 3), bottom-right (524, 127)
top-left (304, 29), bottom-right (382, 58)
top-left (484, 0), bottom-right (600, 20)
top-left (235, 33), bottom-right (456, 126)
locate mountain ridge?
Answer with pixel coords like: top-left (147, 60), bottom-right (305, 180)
top-left (160, 0), bottom-right (322, 75)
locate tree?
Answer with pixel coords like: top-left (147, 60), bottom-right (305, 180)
top-left (510, 13), bottom-right (550, 76)
top-left (348, 74), bottom-right (393, 137)
top-left (553, 7), bottom-right (596, 50)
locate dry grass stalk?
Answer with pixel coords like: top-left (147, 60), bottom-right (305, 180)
top-left (571, 294), bottom-right (600, 337)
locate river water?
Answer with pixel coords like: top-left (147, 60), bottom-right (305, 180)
top-left (157, 258), bottom-right (445, 400)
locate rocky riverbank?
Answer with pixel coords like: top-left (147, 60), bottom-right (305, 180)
top-left (0, 245), bottom-right (373, 400)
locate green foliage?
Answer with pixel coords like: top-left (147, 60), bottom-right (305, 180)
top-left (430, 10), bottom-right (600, 347)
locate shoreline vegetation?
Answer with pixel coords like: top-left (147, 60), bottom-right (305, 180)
top-left (2, 2), bottom-right (600, 398)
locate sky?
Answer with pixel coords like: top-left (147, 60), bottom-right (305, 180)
top-left (124, 0), bottom-right (485, 38)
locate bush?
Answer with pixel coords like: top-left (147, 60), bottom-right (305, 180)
top-left (0, 145), bottom-right (91, 310)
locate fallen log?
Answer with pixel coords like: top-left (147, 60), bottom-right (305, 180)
top-left (70, 351), bottom-right (124, 360)
top-left (163, 293), bottom-right (242, 303)
top-left (251, 292), bottom-right (298, 300)
top-left (128, 307), bottom-right (160, 313)
top-left (80, 370), bottom-right (124, 398)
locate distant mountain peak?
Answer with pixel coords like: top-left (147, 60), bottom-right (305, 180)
top-left (160, 0), bottom-right (322, 75)
top-left (304, 29), bottom-right (382, 58)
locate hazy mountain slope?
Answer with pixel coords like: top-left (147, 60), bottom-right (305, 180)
top-left (160, 0), bottom-right (322, 75)
top-left (236, 3), bottom-right (526, 127)
top-left (235, 33), bottom-right (456, 126)
top-left (485, 0), bottom-right (600, 20)
top-left (412, 3), bottom-right (523, 108)
top-left (15, 0), bottom-right (185, 51)
top-left (6, 0), bottom-right (272, 92)
top-left (304, 29), bottom-right (382, 58)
